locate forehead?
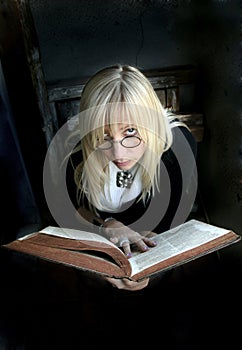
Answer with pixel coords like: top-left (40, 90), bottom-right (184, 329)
top-left (105, 112), bottom-right (134, 123)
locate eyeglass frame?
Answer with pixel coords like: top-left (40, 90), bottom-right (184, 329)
top-left (96, 135), bottom-right (142, 150)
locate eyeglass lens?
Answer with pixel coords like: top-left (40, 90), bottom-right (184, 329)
top-left (97, 136), bottom-right (141, 150)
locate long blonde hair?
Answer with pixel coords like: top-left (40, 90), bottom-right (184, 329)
top-left (71, 64), bottom-right (175, 212)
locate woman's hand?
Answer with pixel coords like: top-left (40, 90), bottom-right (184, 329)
top-left (104, 276), bottom-right (149, 291)
top-left (102, 219), bottom-right (157, 257)
top-left (140, 230), bottom-right (158, 239)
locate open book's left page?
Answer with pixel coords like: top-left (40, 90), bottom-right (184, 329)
top-left (20, 226), bottom-right (115, 245)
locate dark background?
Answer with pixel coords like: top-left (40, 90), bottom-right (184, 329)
top-left (0, 1), bottom-right (241, 349)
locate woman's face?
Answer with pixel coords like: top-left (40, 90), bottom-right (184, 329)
top-left (99, 122), bottom-right (146, 171)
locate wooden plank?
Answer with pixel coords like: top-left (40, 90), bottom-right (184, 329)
top-left (47, 65), bottom-right (196, 102)
top-left (166, 87), bottom-right (179, 111)
top-left (16, 0), bottom-right (56, 145)
top-left (155, 89), bottom-right (166, 107)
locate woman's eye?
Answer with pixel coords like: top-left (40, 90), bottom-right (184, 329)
top-left (103, 135), bottom-right (112, 141)
top-left (125, 128), bottom-right (137, 136)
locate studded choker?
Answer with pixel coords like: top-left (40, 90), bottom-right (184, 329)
top-left (116, 171), bottom-right (133, 188)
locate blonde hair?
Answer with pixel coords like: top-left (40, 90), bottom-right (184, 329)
top-left (71, 64), bottom-right (175, 212)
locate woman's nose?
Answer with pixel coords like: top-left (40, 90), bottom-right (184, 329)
top-left (111, 140), bottom-right (125, 157)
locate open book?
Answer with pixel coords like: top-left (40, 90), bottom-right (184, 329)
top-left (2, 219), bottom-right (240, 281)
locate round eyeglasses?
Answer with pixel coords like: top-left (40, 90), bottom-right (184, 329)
top-left (97, 135), bottom-right (142, 150)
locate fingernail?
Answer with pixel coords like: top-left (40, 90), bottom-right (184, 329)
top-left (126, 253), bottom-right (132, 258)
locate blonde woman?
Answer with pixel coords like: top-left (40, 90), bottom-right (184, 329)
top-left (67, 64), bottom-right (197, 290)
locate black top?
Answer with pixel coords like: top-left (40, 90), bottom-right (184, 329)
top-left (67, 125), bottom-right (197, 233)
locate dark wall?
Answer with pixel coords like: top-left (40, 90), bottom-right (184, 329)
top-left (0, 0), bottom-right (50, 237)
top-left (0, 59), bottom-right (42, 242)
top-left (29, 0), bottom-right (200, 82)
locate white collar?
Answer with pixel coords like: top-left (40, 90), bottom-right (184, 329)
top-left (98, 162), bottom-right (142, 212)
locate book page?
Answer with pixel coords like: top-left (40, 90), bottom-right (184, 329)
top-left (19, 226), bottom-right (117, 248)
top-left (130, 219), bottom-right (231, 276)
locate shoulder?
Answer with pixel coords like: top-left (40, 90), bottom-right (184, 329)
top-left (161, 117), bottom-right (197, 167)
top-left (169, 117), bottom-right (197, 157)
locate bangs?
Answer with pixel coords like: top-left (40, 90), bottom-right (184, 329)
top-left (76, 102), bottom-right (169, 151)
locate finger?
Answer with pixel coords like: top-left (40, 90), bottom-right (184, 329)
top-left (120, 240), bottom-right (132, 258)
top-left (133, 237), bottom-right (156, 251)
top-left (141, 230), bottom-right (158, 238)
top-left (134, 238), bottom-right (150, 252)
top-left (121, 277), bottom-right (149, 291)
top-left (105, 276), bottom-right (149, 291)
top-left (110, 237), bottom-right (119, 244)
top-left (142, 236), bottom-right (157, 247)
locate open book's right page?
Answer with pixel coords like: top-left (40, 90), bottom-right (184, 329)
top-left (129, 219), bottom-right (239, 279)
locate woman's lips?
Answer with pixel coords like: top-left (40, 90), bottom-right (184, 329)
top-left (113, 160), bottom-right (132, 168)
